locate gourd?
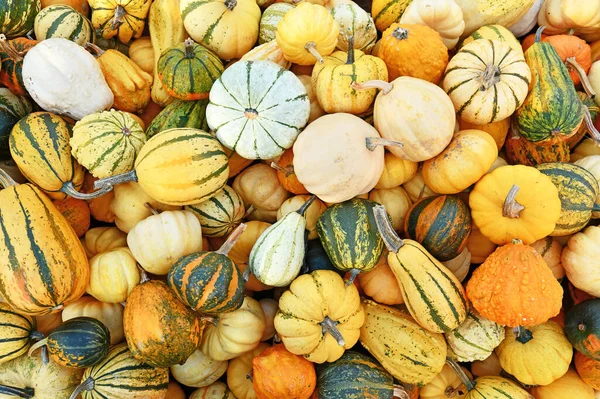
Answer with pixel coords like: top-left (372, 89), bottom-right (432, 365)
top-left (304, 239), bottom-right (341, 276)
top-left (371, 0), bottom-right (412, 32)
top-left (496, 321), bottom-right (573, 386)
top-left (81, 174), bottom-right (115, 224)
top-left (442, 247), bottom-right (471, 282)
top-left (0, 0), bottom-right (40, 38)
top-left (446, 311), bottom-right (504, 362)
top-left (240, 40), bottom-right (291, 69)
top-left (167, 224), bottom-right (245, 313)
top-left (0, 36), bottom-right (36, 97)
top-left (170, 349), bottom-right (227, 388)
top-left (469, 165), bottom-right (562, 245)
top-left (420, 364), bottom-right (470, 399)
top-left (373, 205), bottom-right (468, 333)
top-left (531, 237), bottom-right (565, 281)
top-left (573, 138), bottom-right (600, 162)
top-left (83, 227), bottom-right (126, 257)
top-left (359, 299), bottom-right (446, 385)
top-left (368, 186), bottom-right (412, 231)
top-left (565, 299), bottom-right (600, 361)
top-left (228, 220), bottom-right (271, 264)
top-left (259, 298), bottom-right (277, 341)
top-left (71, 110), bottom-right (146, 179)
top-left (0, 303), bottom-right (42, 364)
top-left (574, 155), bottom-right (600, 218)
top-left (563, 226), bottom-right (600, 297)
top-left (443, 39), bottom-right (530, 125)
top-left (403, 169), bottom-right (436, 202)
top-left (165, 382), bottom-right (186, 399)
top-left (62, 296), bottom-right (124, 345)
top-left (461, 24), bottom-right (522, 54)
top-left (458, 117), bottom-right (510, 149)
top-left (271, 148), bottom-right (309, 195)
top-left (537, 0), bottom-right (600, 36)
top-left (471, 352), bottom-right (502, 377)
top-left (190, 382), bottom-right (236, 399)
top-left (466, 239), bottom-right (563, 327)
top-left (509, 0), bottom-right (543, 37)
top-left (227, 343), bottom-right (269, 399)
top-left (53, 197), bottom-right (90, 238)
top-left (0, 88), bottom-right (31, 159)
top-left (357, 253), bottom-right (404, 305)
top-left (452, 0), bottom-right (535, 37)
top-left (259, 3), bottom-right (294, 44)
top-left (544, 34), bottom-right (593, 88)
top-left (277, 194), bottom-right (326, 240)
top-left (376, 152), bottom-right (418, 189)
top-left (185, 185), bottom-right (245, 237)
top-left (504, 128), bottom-right (571, 166)
top-left (22, 38), bottom-right (114, 120)
top-left (330, 1), bottom-right (376, 54)
top-left (529, 368), bottom-right (595, 399)
top-left (87, 247), bottom-right (140, 303)
top-left (128, 36), bottom-right (154, 74)
top-left (575, 351), bottom-right (600, 390)
top-left (34, 5), bottom-right (93, 45)
top-left (124, 280), bottom-right (202, 367)
top-left (88, 0), bottom-right (151, 44)
top-left (399, 0), bottom-right (465, 49)
top-left (274, 270), bottom-right (365, 363)
top-left (206, 60), bottom-right (310, 160)
top-left (0, 170), bottom-right (89, 316)
top-left (146, 99), bottom-right (208, 138)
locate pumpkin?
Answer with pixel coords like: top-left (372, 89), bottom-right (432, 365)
top-left (34, 4), bottom-right (93, 45)
top-left (185, 185), bottom-right (245, 237)
top-left (357, 251), bottom-right (404, 305)
top-left (376, 23), bottom-right (448, 83)
top-left (461, 24), bottom-right (522, 54)
top-left (453, 0), bottom-right (535, 37)
top-left (466, 239), bottom-right (563, 327)
top-left (276, 2), bottom-right (339, 65)
top-left (0, 0), bottom-right (40, 38)
top-left (471, 352), bottom-right (502, 377)
top-left (575, 351), bottom-right (600, 390)
top-left (0, 36), bottom-right (36, 97)
top-left (508, 0), bottom-right (543, 37)
top-left (259, 298), bottom-right (277, 341)
top-left (371, 0), bottom-right (412, 32)
top-left (573, 138), bottom-right (600, 162)
top-left (170, 349), bottom-right (227, 388)
top-left (146, 99), bottom-right (208, 138)
top-left (228, 220), bottom-right (272, 264)
top-left (62, 296), bottom-right (124, 345)
top-left (563, 226), bottom-right (600, 298)
top-left (240, 40), bottom-right (291, 69)
top-left (0, 303), bottom-right (41, 364)
top-left (505, 128), bottom-right (570, 166)
top-left (259, 3), bottom-right (294, 44)
top-left (458, 117), bottom-right (510, 149)
top-left (128, 36), bottom-right (154, 74)
top-left (227, 343), bottom-right (269, 399)
top-left (420, 365), bottom-right (472, 399)
top-left (53, 197), bottom-right (90, 238)
top-left (422, 129), bottom-right (498, 194)
top-left (83, 227), bottom-right (126, 258)
top-left (496, 321), bottom-right (573, 386)
top-left (277, 194), bottom-right (326, 240)
top-left (530, 237), bottom-right (565, 280)
top-left (304, 239), bottom-right (342, 276)
top-left (200, 296), bottom-right (265, 361)
top-left (537, 0), bottom-right (600, 36)
top-left (574, 155), bottom-right (600, 218)
top-left (271, 148), bottom-right (309, 195)
top-left (446, 311), bottom-right (504, 363)
top-left (403, 168), bottom-right (436, 202)
top-left (0, 89), bottom-right (31, 159)
top-left (34, 312), bottom-right (61, 337)
top-left (565, 299), bottom-right (600, 361)
top-left (165, 382), bottom-right (186, 399)
top-left (181, 0), bottom-right (261, 60)
top-left (376, 152), bottom-right (418, 189)
top-left (86, 247), bottom-right (140, 303)
top-left (88, 0), bottom-right (151, 44)
top-left (442, 247), bottom-right (471, 282)
top-left (206, 60), bottom-right (310, 160)
top-left (399, 0), bottom-right (464, 49)
top-left (190, 383), bottom-right (236, 399)
top-left (330, 0), bottom-right (377, 53)
top-left (274, 270), bottom-right (364, 363)
top-left (529, 368), bottom-right (595, 399)
top-left (544, 34), bottom-right (593, 88)
top-left (368, 186), bottom-right (412, 232)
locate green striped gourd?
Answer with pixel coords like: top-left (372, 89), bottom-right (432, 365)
top-left (0, 0), bottom-right (40, 38)
top-left (71, 110), bottom-right (146, 179)
top-left (29, 317), bottom-right (110, 368)
top-left (0, 88), bottom-right (32, 159)
top-left (92, 128), bottom-right (229, 206)
top-left (330, 0), bottom-right (377, 53)
top-left (0, 303), bottom-right (43, 364)
top-left (0, 170), bottom-right (89, 316)
top-left (185, 185), bottom-right (245, 237)
top-left (146, 99), bottom-right (208, 138)
top-left (374, 205), bottom-right (468, 333)
top-left (259, 3), bottom-right (294, 44)
top-left (446, 310), bottom-right (505, 362)
top-left (69, 343), bottom-right (169, 399)
top-left (157, 38), bottom-right (223, 101)
top-left (536, 162), bottom-right (599, 236)
top-left (0, 36), bottom-right (37, 97)
top-left (249, 196), bottom-right (315, 287)
top-left (34, 4), bottom-right (94, 46)
top-left (168, 224), bottom-right (246, 314)
top-left (316, 198), bottom-right (385, 283)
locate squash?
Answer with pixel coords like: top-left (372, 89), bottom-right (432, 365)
top-left (442, 247), bottom-right (471, 282)
top-left (458, 117), bottom-right (510, 149)
top-left (274, 270), bottom-right (364, 363)
top-left (371, 0), bottom-right (412, 32)
top-left (376, 152), bottom-right (418, 189)
top-left (82, 227), bottom-right (126, 258)
top-left (200, 296), bottom-right (265, 361)
top-left (423, 129), bottom-right (498, 194)
top-left (53, 197), bottom-right (90, 238)
top-left (357, 252), bottom-right (404, 305)
top-left (573, 138), bottom-right (600, 162)
top-left (537, 0), bottom-right (600, 36)
top-left (574, 155), bottom-right (600, 218)
top-left (0, 36), bottom-right (36, 97)
top-left (471, 352), bottom-right (502, 377)
top-left (330, 0), bottom-right (377, 53)
top-left (34, 4), bottom-right (93, 45)
top-left (277, 194), bottom-right (326, 240)
top-left (88, 0), bottom-right (151, 44)
top-left (453, 0), bottom-right (535, 37)
top-left (359, 299), bottom-right (446, 385)
top-left (304, 239), bottom-right (342, 276)
top-left (240, 40), bottom-right (291, 69)
top-left (530, 237), bottom-right (565, 281)
top-left (404, 195), bottom-right (471, 261)
top-left (69, 343), bottom-right (169, 399)
top-left (529, 368), bottom-right (595, 399)
top-left (461, 24), bottom-right (522, 54)
top-left (146, 99), bottom-right (208, 138)
top-left (0, 171), bottom-right (89, 316)
top-left (446, 310), bottom-right (504, 362)
top-left (420, 364), bottom-right (470, 399)
top-left (259, 3), bottom-right (294, 44)
top-left (368, 186), bottom-right (412, 231)
top-left (565, 299), bottom-right (600, 361)
top-left (259, 298), bottom-right (277, 341)
top-left (276, 2), bottom-right (339, 65)
top-left (62, 296), bottom-right (124, 345)
top-left (544, 34), bottom-right (593, 88)
top-left (400, 0), bottom-right (465, 49)
top-left (128, 36), bottom-right (154, 74)
top-left (228, 220), bottom-right (272, 264)
top-left (376, 23), bottom-right (448, 83)
top-left (206, 60), bottom-right (310, 160)
top-left (0, 89), bottom-right (31, 159)
top-left (297, 75), bottom-right (325, 124)
top-left (505, 128), bottom-right (570, 166)
top-left (403, 168), bottom-right (436, 202)
top-left (227, 343), bottom-right (269, 399)
top-left (165, 382), bottom-right (186, 399)
top-left (271, 147), bottom-right (309, 195)
top-left (466, 239), bottom-right (563, 327)
top-left (508, 0), bottom-right (543, 37)
top-left (170, 349), bottom-right (227, 388)
top-left (496, 321), bottom-right (573, 386)
top-left (0, 303), bottom-right (41, 364)
top-left (34, 312), bottom-right (61, 338)
top-left (576, 351), bottom-right (600, 390)
top-left (81, 174), bottom-right (115, 224)
top-left (185, 185), bottom-right (245, 237)
top-left (86, 247), bottom-right (140, 303)
top-left (0, 0), bottom-right (40, 38)
top-left (190, 382), bottom-right (236, 399)
top-left (563, 226), bottom-right (600, 298)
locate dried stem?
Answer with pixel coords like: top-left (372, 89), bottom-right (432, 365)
top-left (296, 195), bottom-right (316, 216)
top-left (0, 169), bottom-right (18, 188)
top-left (144, 202), bottom-right (160, 215)
top-left (93, 169), bottom-right (138, 191)
top-left (446, 357), bottom-right (476, 391)
top-left (373, 205), bottom-right (404, 253)
top-left (566, 57), bottom-right (595, 99)
top-left (351, 80), bottom-right (393, 95)
top-left (0, 385), bottom-right (34, 398)
top-left (216, 223), bottom-right (247, 256)
top-left (321, 316), bottom-right (345, 347)
top-left (502, 185), bottom-right (525, 218)
top-left (61, 181), bottom-right (113, 200)
top-left (305, 42), bottom-right (324, 64)
top-left (365, 137), bottom-right (403, 151)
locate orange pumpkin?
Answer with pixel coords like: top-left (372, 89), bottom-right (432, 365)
top-left (53, 196), bottom-right (91, 238)
top-left (253, 344), bottom-right (316, 399)
top-left (41, 0), bottom-right (90, 14)
top-left (521, 32), bottom-right (548, 53)
top-left (458, 117), bottom-right (510, 150)
top-left (228, 220), bottom-right (272, 264)
top-left (272, 148), bottom-right (309, 195)
top-left (544, 35), bottom-right (592, 86)
top-left (237, 263), bottom-right (272, 292)
top-left (575, 351), bottom-right (600, 390)
top-left (356, 251), bottom-right (404, 305)
top-left (164, 381), bottom-right (187, 399)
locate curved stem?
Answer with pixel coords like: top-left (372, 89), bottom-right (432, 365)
top-left (351, 80), bottom-right (393, 95)
top-left (345, 269), bottom-right (360, 286)
top-left (139, 267), bottom-right (150, 283)
top-left (502, 185), bottom-right (524, 218)
top-left (365, 137), bottom-right (403, 151)
top-left (61, 181), bottom-right (113, 200)
top-left (144, 202), bottom-right (159, 215)
top-left (29, 331), bottom-right (48, 364)
top-left (270, 161), bottom-right (293, 176)
top-left (304, 42), bottom-right (324, 64)
top-left (583, 105), bottom-right (600, 144)
top-left (243, 205), bottom-right (255, 219)
top-left (27, 338), bottom-right (47, 357)
top-left (216, 223), bottom-right (247, 256)
top-left (0, 385), bottom-right (34, 398)
top-left (68, 377), bottom-right (95, 399)
top-left (242, 267), bottom-right (251, 282)
top-left (29, 331), bottom-right (44, 341)
top-left (392, 385), bottom-right (409, 399)
top-left (535, 26), bottom-right (546, 42)
top-left (514, 326), bottom-right (533, 344)
top-left (0, 34), bottom-right (24, 61)
top-left (0, 169), bottom-right (18, 188)
top-left (110, 5), bottom-right (126, 30)
top-left (296, 195), bottom-right (316, 216)
top-left (93, 169), bottom-right (138, 191)
top-left (246, 369), bottom-right (254, 382)
top-left (446, 357), bottom-right (476, 391)
top-left (566, 57), bottom-right (595, 98)
top-left (83, 42), bottom-right (105, 57)
top-left (200, 315), bottom-right (218, 326)
top-left (321, 316), bottom-right (345, 347)
top-left (373, 205), bottom-right (404, 253)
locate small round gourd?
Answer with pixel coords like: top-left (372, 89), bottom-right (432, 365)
top-left (0, 303), bottom-right (41, 364)
top-left (446, 311), bottom-right (504, 362)
top-left (53, 196), bottom-right (91, 237)
top-left (368, 186), bottom-right (412, 232)
top-left (562, 226), bottom-right (600, 298)
top-left (190, 382), bottom-right (236, 399)
top-left (356, 252), bottom-right (404, 305)
top-left (87, 247), bottom-right (141, 303)
top-left (34, 4), bottom-right (94, 45)
top-left (330, 0), bottom-right (377, 53)
top-left (399, 0), bottom-right (465, 49)
top-left (376, 152), bottom-right (418, 189)
top-left (83, 226), bottom-right (127, 258)
top-left (277, 194), bottom-right (326, 240)
top-left (259, 3), bottom-right (294, 44)
top-left (185, 185), bottom-right (245, 238)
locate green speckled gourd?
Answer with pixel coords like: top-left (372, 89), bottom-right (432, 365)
top-left (34, 4), bottom-right (94, 46)
top-left (0, 88), bottom-right (31, 159)
top-left (446, 310), bottom-right (505, 362)
top-left (185, 185), bottom-right (245, 237)
top-left (0, 0), bottom-right (40, 38)
top-left (146, 99), bottom-right (208, 138)
top-left (259, 3), bottom-right (294, 44)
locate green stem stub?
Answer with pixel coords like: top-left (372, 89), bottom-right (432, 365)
top-left (514, 326), bottom-right (533, 344)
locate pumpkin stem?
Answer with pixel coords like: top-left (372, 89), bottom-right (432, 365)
top-left (0, 34), bottom-right (24, 61)
top-left (144, 202), bottom-right (160, 215)
top-left (566, 57), bottom-right (596, 99)
top-left (502, 185), bottom-right (525, 218)
top-left (61, 181), bottom-right (113, 200)
top-left (446, 357), bottom-right (476, 391)
top-left (93, 169), bottom-right (138, 192)
top-left (391, 27), bottom-right (409, 41)
top-left (246, 369), bottom-right (254, 382)
top-left (514, 326), bottom-right (533, 344)
top-left (480, 63), bottom-right (501, 91)
top-left (110, 5), bottom-right (126, 31)
top-left (583, 103), bottom-right (600, 145)
top-left (304, 42), bottom-right (324, 64)
top-left (321, 316), bottom-right (345, 347)
top-left (244, 205), bottom-right (255, 219)
top-left (27, 338), bottom-right (48, 357)
top-left (445, 384), bottom-right (468, 398)
top-left (535, 26), bottom-right (546, 43)
top-left (346, 36), bottom-right (355, 65)
top-left (270, 161), bottom-right (293, 176)
top-left (29, 331), bottom-right (48, 364)
top-left (0, 385), bottom-right (34, 398)
top-left (225, 0), bottom-right (237, 10)
top-left (373, 205), bottom-right (404, 252)
top-left (242, 267), bottom-right (251, 282)
top-left (351, 80), bottom-right (393, 95)
top-left (345, 269), bottom-right (360, 286)
top-left (296, 195), bottom-right (316, 216)
top-left (392, 385), bottom-right (409, 399)
top-left (200, 316), bottom-right (218, 326)
top-left (83, 42), bottom-right (106, 57)
top-left (0, 168), bottom-right (18, 188)
top-left (579, 323), bottom-right (586, 331)
top-left (68, 377), bottom-right (95, 399)
top-left (184, 38), bottom-right (195, 59)
top-left (216, 223), bottom-right (247, 256)
top-left (365, 137), bottom-right (403, 152)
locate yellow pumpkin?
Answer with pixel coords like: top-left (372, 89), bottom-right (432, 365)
top-left (420, 364), bottom-right (470, 399)
top-left (574, 155), bottom-right (600, 218)
top-left (89, 0), bottom-right (151, 43)
top-left (277, 195), bottom-right (327, 240)
top-left (356, 250), bottom-right (404, 305)
top-left (368, 186), bottom-right (412, 231)
top-left (82, 173), bottom-right (115, 224)
top-left (83, 226), bottom-right (127, 258)
top-left (227, 343), bottom-right (270, 399)
top-left (530, 237), bottom-right (565, 280)
top-left (87, 247), bottom-right (141, 303)
top-left (467, 222), bottom-right (497, 264)
top-left (402, 168), bottom-right (436, 202)
top-left (530, 368), bottom-right (595, 399)
top-left (562, 226), bottom-right (600, 297)
top-left (399, 0), bottom-right (465, 49)
top-left (297, 75), bottom-right (325, 123)
top-left (454, 0), bottom-right (536, 37)
top-left (460, 24), bottom-right (523, 54)
top-left (459, 117), bottom-right (510, 150)
top-left (62, 296), bottom-right (124, 345)
top-left (170, 349), bottom-right (227, 388)
top-left (128, 36), bottom-right (155, 74)
top-left (376, 152), bottom-right (418, 189)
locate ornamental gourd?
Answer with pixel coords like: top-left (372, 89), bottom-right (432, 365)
top-left (0, 88), bottom-right (31, 158)
top-left (565, 299), bottom-right (600, 361)
top-left (461, 25), bottom-right (522, 54)
top-left (227, 343), bottom-right (269, 399)
top-left (537, 0), bottom-right (600, 36)
top-left (0, 303), bottom-right (42, 364)
top-left (271, 148), bottom-right (309, 195)
top-left (574, 155), bottom-right (600, 217)
top-left (170, 349), bottom-right (227, 388)
top-left (504, 128), bottom-right (571, 166)
top-left (87, 247), bottom-right (140, 303)
top-left (190, 383), bottom-right (236, 399)
top-left (0, 36), bottom-right (36, 97)
top-left (371, 0), bottom-right (412, 32)
top-left (357, 252), bottom-right (404, 305)
top-left (420, 364), bottom-right (470, 399)
top-left (53, 197), bottom-right (90, 238)
top-left (446, 311), bottom-right (504, 362)
top-left (62, 296), bottom-right (124, 345)
top-left (185, 185), bottom-right (245, 237)
top-left (88, 0), bottom-right (151, 44)
top-left (529, 368), bottom-right (595, 399)
top-left (146, 99), bottom-right (208, 138)
top-left (277, 194), bottom-right (326, 240)
top-left (0, 0), bottom-right (40, 38)
top-left (563, 226), bottom-right (600, 298)
top-left (453, 0), bottom-right (535, 37)
top-left (369, 186), bottom-right (412, 231)
top-left (330, 1), bottom-right (377, 53)
top-left (207, 60), bottom-right (310, 160)
top-left (83, 227), bottom-right (126, 257)
top-left (34, 5), bottom-right (94, 45)
top-left (377, 152), bottom-right (418, 188)
top-left (399, 0), bottom-right (465, 49)
top-left (259, 3), bottom-right (294, 44)
top-left (531, 237), bottom-right (565, 280)
top-left (240, 40), bottom-right (291, 69)
top-left (128, 36), bottom-right (154, 74)
top-left (575, 351), bottom-right (600, 389)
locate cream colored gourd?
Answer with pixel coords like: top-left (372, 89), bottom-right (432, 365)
top-left (442, 247), bottom-right (471, 282)
top-left (368, 186), bottom-right (412, 231)
top-left (62, 296), bottom-right (124, 345)
top-left (446, 311), bottom-right (505, 362)
top-left (330, 0), bottom-right (377, 53)
top-left (276, 195), bottom-right (326, 240)
top-left (87, 247), bottom-right (141, 303)
top-left (170, 349), bottom-right (228, 388)
top-left (562, 226), bottom-right (600, 297)
top-left (22, 38), bottom-right (113, 120)
top-left (574, 155), bottom-right (600, 218)
top-left (83, 227), bottom-right (127, 258)
top-left (453, 0), bottom-right (536, 37)
top-left (400, 0), bottom-right (465, 49)
top-left (508, 0), bottom-right (543, 37)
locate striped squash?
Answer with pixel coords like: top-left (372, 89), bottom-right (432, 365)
top-left (536, 162), bottom-right (599, 236)
top-left (404, 195), bottom-right (472, 262)
top-left (185, 185), bottom-right (245, 237)
top-left (0, 303), bottom-right (40, 364)
top-left (0, 175), bottom-right (89, 315)
top-left (0, 88), bottom-right (32, 159)
top-left (72, 343), bottom-right (169, 399)
top-left (0, 0), bottom-right (40, 38)
top-left (314, 351), bottom-right (394, 399)
top-left (240, 40), bottom-right (291, 69)
top-left (446, 311), bottom-right (505, 362)
top-left (71, 110), bottom-right (147, 179)
top-left (146, 99), bottom-right (208, 138)
top-left (0, 37), bottom-right (37, 96)
top-left (371, 0), bottom-right (412, 32)
top-left (88, 0), bottom-right (151, 44)
top-left (259, 3), bottom-right (293, 44)
top-left (505, 128), bottom-right (570, 166)
top-left (157, 38), bottom-right (224, 101)
top-left (34, 4), bottom-right (94, 45)
top-left (460, 24), bottom-right (522, 54)
top-left (316, 198), bottom-right (386, 282)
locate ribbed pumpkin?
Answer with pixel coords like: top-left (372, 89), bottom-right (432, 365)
top-left (0, 88), bottom-right (31, 159)
top-left (87, 247), bottom-right (140, 303)
top-left (529, 368), bottom-right (594, 399)
top-left (185, 185), bottom-right (245, 237)
top-left (271, 147), bottom-right (309, 195)
top-left (34, 4), bottom-right (94, 45)
top-left (170, 349), bottom-right (227, 388)
top-left (240, 40), bottom-right (291, 69)
top-left (442, 247), bottom-right (471, 282)
top-left (458, 117), bottom-right (510, 149)
top-left (531, 236), bottom-right (565, 280)
top-left (157, 39), bottom-right (224, 101)
top-left (0, 36), bottom-right (36, 96)
top-left (259, 3), bottom-right (294, 44)
top-left (0, 0), bottom-right (40, 38)
top-left (146, 99), bottom-right (208, 138)
top-left (88, 0), bottom-right (152, 44)
top-left (461, 24), bottom-right (522, 54)
top-left (128, 36), bottom-right (154, 74)
top-left (226, 343), bottom-right (269, 399)
top-left (277, 194), bottom-right (326, 240)
top-left (575, 351), bottom-right (600, 390)
top-left (330, 0), bottom-right (377, 53)
top-left (376, 152), bottom-right (418, 189)
top-left (446, 310), bottom-right (504, 362)
top-left (420, 364), bottom-right (470, 399)
top-left (0, 303), bottom-right (41, 364)
top-left (399, 0), bottom-right (465, 49)
top-left (83, 227), bottom-right (126, 258)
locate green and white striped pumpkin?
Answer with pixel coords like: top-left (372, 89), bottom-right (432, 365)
top-left (185, 185), bottom-right (245, 237)
top-left (34, 4), bottom-right (94, 46)
top-left (446, 311), bottom-right (505, 362)
top-left (207, 60), bottom-right (310, 160)
top-left (71, 109), bottom-right (146, 179)
top-left (0, 0), bottom-right (40, 38)
top-left (259, 3), bottom-right (293, 44)
top-left (146, 99), bottom-right (208, 138)
top-left (0, 88), bottom-right (32, 159)
top-left (330, 0), bottom-right (377, 53)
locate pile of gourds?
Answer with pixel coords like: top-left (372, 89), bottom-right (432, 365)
top-left (4, 0), bottom-right (600, 398)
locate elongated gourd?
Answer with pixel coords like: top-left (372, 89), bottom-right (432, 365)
top-left (373, 205), bottom-right (468, 333)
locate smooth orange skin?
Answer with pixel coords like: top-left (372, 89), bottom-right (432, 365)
top-left (53, 196), bottom-right (91, 238)
top-left (274, 148), bottom-right (309, 195)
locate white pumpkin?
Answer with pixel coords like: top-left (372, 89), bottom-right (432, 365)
top-left (170, 349), bottom-right (228, 388)
top-left (508, 0), bottom-right (544, 37)
top-left (400, 0), bottom-right (465, 49)
top-left (446, 310), bottom-right (505, 362)
top-left (22, 38), bottom-right (113, 120)
top-left (206, 60), bottom-right (310, 160)
top-left (330, 0), bottom-right (377, 53)
top-left (441, 247), bottom-right (471, 282)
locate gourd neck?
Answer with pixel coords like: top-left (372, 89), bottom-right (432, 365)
top-left (225, 0), bottom-right (237, 10)
top-left (321, 316), bottom-right (345, 347)
top-left (84, 42), bottom-right (106, 57)
top-left (351, 80), bottom-right (393, 95)
top-left (346, 36), bottom-right (355, 65)
top-left (0, 34), bottom-right (23, 61)
top-left (68, 377), bottom-right (96, 399)
top-left (502, 185), bottom-right (525, 218)
top-left (296, 195), bottom-right (316, 216)
top-left (304, 42), bottom-right (324, 64)
top-left (365, 137), bottom-right (403, 152)
top-left (110, 5), bottom-right (126, 30)
top-left (0, 385), bottom-right (34, 398)
top-left (184, 38), bottom-right (196, 59)
top-left (514, 326), bottom-right (533, 344)
top-left (535, 26), bottom-right (546, 42)
top-left (0, 169), bottom-right (18, 189)
top-left (446, 357), bottom-right (476, 391)
top-left (373, 205), bottom-right (404, 253)
top-left (391, 27), bottom-right (409, 41)
top-left (216, 223), bottom-right (247, 256)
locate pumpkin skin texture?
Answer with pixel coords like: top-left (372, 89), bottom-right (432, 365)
top-left (575, 155), bottom-right (600, 218)
top-left (562, 226), bottom-right (600, 297)
top-left (575, 351), bottom-right (600, 390)
top-left (0, 0), bottom-right (40, 38)
top-left (442, 247), bottom-right (471, 282)
top-left (146, 99), bottom-right (208, 139)
top-left (403, 169), bottom-right (436, 202)
top-left (529, 368), bottom-right (594, 399)
top-left (0, 88), bottom-right (32, 159)
top-left (88, 0), bottom-right (151, 44)
top-left (504, 128), bottom-right (570, 166)
top-left (544, 34), bottom-right (592, 86)
top-left (81, 174), bottom-right (115, 224)
top-left (272, 148), bottom-right (309, 195)
top-left (277, 194), bottom-right (326, 240)
top-left (565, 299), bottom-right (600, 361)
top-left (462, 24), bottom-right (522, 54)
top-left (53, 196), bottom-right (90, 238)
top-left (87, 247), bottom-right (140, 303)
top-left (186, 185), bottom-right (245, 237)
top-left (34, 4), bottom-right (93, 46)
top-left (170, 349), bottom-right (227, 388)
top-left (297, 75), bottom-right (325, 124)
top-left (62, 296), bottom-right (124, 345)
top-left (446, 311), bottom-right (504, 362)
top-left (274, 270), bottom-right (365, 364)
top-left (371, 0), bottom-right (412, 32)
top-left (83, 227), bottom-right (126, 258)
top-left (368, 186), bottom-right (413, 231)
top-left (190, 382), bottom-right (236, 399)
top-left (0, 303), bottom-right (38, 364)
top-left (240, 40), bottom-right (291, 69)
top-left (459, 117), bottom-right (510, 150)
top-left (399, 0), bottom-right (465, 49)
top-left (0, 37), bottom-right (36, 97)
top-left (227, 343), bottom-right (269, 399)
top-left (259, 3), bottom-right (294, 45)
top-left (496, 321), bottom-right (573, 386)
top-left (420, 364), bottom-right (470, 399)
top-left (466, 240), bottom-right (563, 327)
top-left (228, 220), bottom-right (271, 264)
